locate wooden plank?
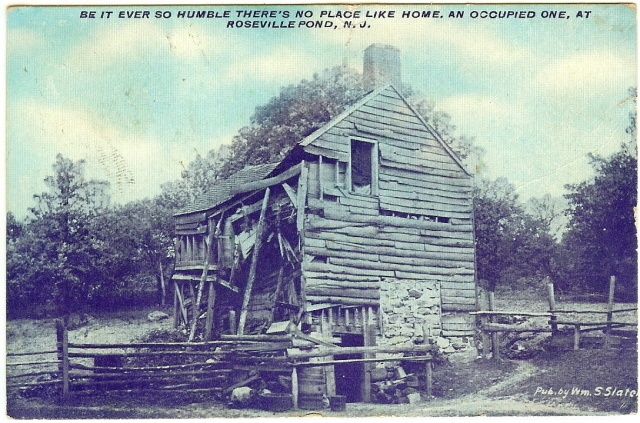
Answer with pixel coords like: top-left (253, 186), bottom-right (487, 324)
top-left (306, 261), bottom-right (394, 278)
top-left (380, 157), bottom-right (466, 179)
top-left (379, 179), bottom-right (472, 202)
top-left (237, 187), bottom-right (271, 335)
top-left (307, 287), bottom-right (379, 300)
top-left (440, 303), bottom-right (476, 311)
top-left (378, 185), bottom-right (471, 207)
top-left (305, 271), bottom-right (381, 283)
top-left (204, 282), bottom-right (216, 341)
top-left (296, 162), bottom-right (309, 234)
top-left (306, 295), bottom-right (379, 306)
top-left (379, 194), bottom-right (472, 214)
top-left (175, 212), bottom-right (207, 224)
top-left (379, 167), bottom-right (472, 188)
top-left (189, 217), bottom-right (217, 341)
top-left (351, 107), bottom-right (430, 133)
top-left (329, 256), bottom-right (473, 276)
top-left (304, 144), bottom-right (350, 162)
top-left (231, 163), bottom-right (301, 195)
top-left (322, 207), bottom-right (473, 232)
top-left (306, 279), bottom-right (380, 290)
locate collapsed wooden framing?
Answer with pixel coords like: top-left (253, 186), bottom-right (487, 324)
top-left (172, 84), bottom-right (477, 402)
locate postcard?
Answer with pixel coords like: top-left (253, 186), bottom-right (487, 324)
top-left (5, 3), bottom-right (637, 418)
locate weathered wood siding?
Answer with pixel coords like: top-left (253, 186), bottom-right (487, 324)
top-left (302, 86), bottom-right (475, 336)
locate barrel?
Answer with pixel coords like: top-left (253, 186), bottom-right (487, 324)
top-left (297, 367), bottom-right (325, 410)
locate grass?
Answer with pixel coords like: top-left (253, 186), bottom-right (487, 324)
top-left (490, 348), bottom-right (638, 413)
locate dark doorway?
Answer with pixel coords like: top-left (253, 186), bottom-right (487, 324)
top-left (334, 333), bottom-right (364, 403)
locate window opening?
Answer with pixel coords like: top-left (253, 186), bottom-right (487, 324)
top-left (351, 140), bottom-right (374, 195)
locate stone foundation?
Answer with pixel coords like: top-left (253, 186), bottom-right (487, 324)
top-left (378, 278), bottom-right (441, 347)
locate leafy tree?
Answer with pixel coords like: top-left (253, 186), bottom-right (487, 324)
top-left (169, 65), bottom-right (484, 209)
top-left (473, 178), bottom-right (558, 291)
top-left (7, 155), bottom-right (110, 316)
top-left (562, 146), bottom-right (637, 299)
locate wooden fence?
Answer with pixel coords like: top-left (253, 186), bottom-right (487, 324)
top-left (473, 276), bottom-right (638, 359)
top-left (7, 320), bottom-right (433, 405)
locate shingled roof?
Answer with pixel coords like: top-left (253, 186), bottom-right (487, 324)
top-left (175, 162), bottom-right (279, 216)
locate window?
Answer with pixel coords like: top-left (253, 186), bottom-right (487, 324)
top-left (350, 139), bottom-right (378, 195)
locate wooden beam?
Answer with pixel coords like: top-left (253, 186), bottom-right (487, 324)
top-left (189, 217), bottom-right (217, 341)
top-left (281, 182), bottom-right (297, 205)
top-left (231, 163), bottom-right (302, 195)
top-left (237, 187), bottom-right (271, 335)
top-left (488, 291), bottom-right (500, 360)
top-left (204, 281), bottom-right (217, 341)
top-left (296, 162), bottom-right (308, 234)
top-left (604, 276), bottom-right (616, 349)
top-left (547, 282), bottom-right (557, 334)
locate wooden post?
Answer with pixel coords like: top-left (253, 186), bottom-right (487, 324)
top-left (229, 310), bottom-right (237, 335)
top-left (55, 320), bottom-right (70, 400)
top-left (425, 361), bottom-right (433, 398)
top-left (173, 281), bottom-right (179, 329)
top-left (604, 276), bottom-right (616, 349)
top-left (237, 187), bottom-right (271, 335)
top-left (488, 291), bottom-right (500, 360)
top-left (573, 324), bottom-right (581, 350)
top-left (159, 261), bottom-right (166, 306)
top-left (320, 310), bottom-right (337, 397)
top-left (291, 367), bottom-right (299, 410)
top-left (361, 307), bottom-right (373, 403)
top-left (547, 282), bottom-right (558, 335)
top-left (296, 162), bottom-right (308, 236)
top-left (204, 281), bottom-right (217, 341)
top-left (478, 289), bottom-right (491, 359)
top-left (189, 217), bottom-right (218, 341)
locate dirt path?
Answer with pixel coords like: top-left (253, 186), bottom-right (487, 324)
top-left (7, 358), bottom-right (607, 418)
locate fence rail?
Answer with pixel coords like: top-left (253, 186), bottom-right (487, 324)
top-left (8, 319), bottom-right (433, 405)
top-left (475, 276), bottom-right (637, 358)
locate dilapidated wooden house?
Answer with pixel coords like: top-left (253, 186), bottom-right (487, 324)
top-left (172, 44), bottom-right (476, 401)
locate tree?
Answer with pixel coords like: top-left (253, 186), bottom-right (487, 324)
top-left (168, 65), bottom-right (484, 210)
top-left (473, 177), bottom-right (558, 291)
top-left (562, 146), bottom-right (637, 298)
top-left (220, 66), bottom-right (366, 177)
top-left (7, 155), bottom-right (110, 317)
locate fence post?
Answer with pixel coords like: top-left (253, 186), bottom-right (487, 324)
top-left (547, 282), bottom-right (557, 335)
top-left (488, 291), bottom-right (500, 360)
top-left (425, 361), bottom-right (433, 398)
top-left (55, 320), bottom-right (70, 400)
top-left (478, 289), bottom-right (491, 359)
top-left (604, 276), bottom-right (616, 349)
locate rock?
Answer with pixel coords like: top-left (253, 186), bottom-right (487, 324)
top-left (230, 387), bottom-right (254, 405)
top-left (435, 337), bottom-right (450, 348)
top-left (407, 289), bottom-right (422, 298)
top-left (148, 311), bottom-right (170, 322)
top-left (407, 392), bottom-right (421, 404)
top-left (444, 345), bottom-right (456, 353)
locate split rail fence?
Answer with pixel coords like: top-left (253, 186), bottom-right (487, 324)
top-left (473, 276), bottom-right (638, 359)
top-left (7, 320), bottom-right (433, 405)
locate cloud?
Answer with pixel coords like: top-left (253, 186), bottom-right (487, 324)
top-left (223, 47), bottom-right (321, 85)
top-left (8, 100), bottom-right (195, 212)
top-left (66, 20), bottom-right (167, 72)
top-left (315, 9), bottom-right (530, 70)
top-left (535, 50), bottom-right (636, 100)
top-left (7, 27), bottom-right (46, 54)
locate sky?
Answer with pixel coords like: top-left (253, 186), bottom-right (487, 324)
top-left (6, 3), bottom-right (637, 217)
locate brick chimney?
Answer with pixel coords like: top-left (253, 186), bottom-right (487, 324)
top-left (363, 44), bottom-right (402, 92)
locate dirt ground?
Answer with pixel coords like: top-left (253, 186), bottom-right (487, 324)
top-left (5, 301), bottom-right (638, 418)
